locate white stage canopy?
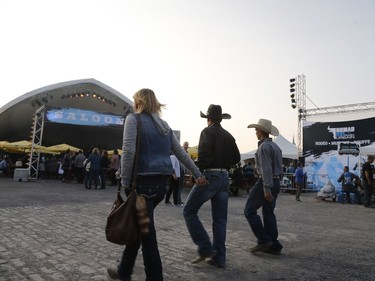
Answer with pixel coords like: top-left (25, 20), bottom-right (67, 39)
top-left (241, 134), bottom-right (298, 162)
top-left (360, 142), bottom-right (375, 156)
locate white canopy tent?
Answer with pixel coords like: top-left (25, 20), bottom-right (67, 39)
top-left (360, 142), bottom-right (375, 156)
top-left (241, 134), bottom-right (298, 162)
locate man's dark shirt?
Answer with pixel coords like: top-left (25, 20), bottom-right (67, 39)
top-left (197, 123), bottom-right (240, 171)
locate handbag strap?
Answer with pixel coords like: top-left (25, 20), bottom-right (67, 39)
top-left (131, 114), bottom-right (142, 190)
top-left (117, 113), bottom-right (142, 193)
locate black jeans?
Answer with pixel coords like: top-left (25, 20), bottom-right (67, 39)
top-left (118, 175), bottom-right (168, 281)
top-left (363, 181), bottom-right (374, 207)
top-left (165, 177), bottom-right (179, 204)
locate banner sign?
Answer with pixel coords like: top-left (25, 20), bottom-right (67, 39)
top-left (45, 107), bottom-right (125, 127)
top-left (303, 116), bottom-right (375, 190)
top-left (303, 117), bottom-right (375, 157)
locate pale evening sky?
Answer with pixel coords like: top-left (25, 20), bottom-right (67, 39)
top-left (1, 0), bottom-right (374, 153)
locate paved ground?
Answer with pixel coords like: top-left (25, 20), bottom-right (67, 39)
top-left (0, 177), bottom-right (374, 281)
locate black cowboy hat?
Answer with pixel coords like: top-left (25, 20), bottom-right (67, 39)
top-left (200, 104), bottom-right (231, 119)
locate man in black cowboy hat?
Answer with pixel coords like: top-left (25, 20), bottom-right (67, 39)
top-left (244, 118), bottom-right (284, 255)
top-left (183, 104), bottom-right (240, 269)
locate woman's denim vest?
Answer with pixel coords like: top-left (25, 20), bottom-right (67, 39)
top-left (137, 113), bottom-right (173, 175)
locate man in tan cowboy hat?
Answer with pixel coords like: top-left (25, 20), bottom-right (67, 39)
top-left (244, 118), bottom-right (284, 255)
top-left (183, 104), bottom-right (240, 268)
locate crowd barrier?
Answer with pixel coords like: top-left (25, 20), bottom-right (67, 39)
top-left (281, 173), bottom-right (328, 192)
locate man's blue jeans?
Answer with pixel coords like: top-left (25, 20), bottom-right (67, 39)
top-left (244, 178), bottom-right (280, 246)
top-left (118, 176), bottom-right (168, 281)
top-left (183, 170), bottom-right (229, 265)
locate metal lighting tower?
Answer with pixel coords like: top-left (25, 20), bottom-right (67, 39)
top-left (289, 74), bottom-right (306, 157)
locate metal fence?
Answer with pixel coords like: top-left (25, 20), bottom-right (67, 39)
top-left (281, 173), bottom-right (329, 192)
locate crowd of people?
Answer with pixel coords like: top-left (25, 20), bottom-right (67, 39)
top-left (57, 147), bottom-right (121, 189)
top-left (0, 147), bottom-right (123, 191)
top-left (227, 162), bottom-right (255, 195)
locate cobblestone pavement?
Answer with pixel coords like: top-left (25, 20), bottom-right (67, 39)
top-left (1, 177), bottom-right (375, 281)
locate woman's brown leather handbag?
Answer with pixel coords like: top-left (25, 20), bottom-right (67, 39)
top-left (105, 187), bottom-right (138, 245)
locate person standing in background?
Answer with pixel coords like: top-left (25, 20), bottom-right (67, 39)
top-left (337, 166), bottom-right (362, 204)
top-left (85, 147), bottom-right (101, 189)
top-left (165, 153), bottom-right (182, 206)
top-left (75, 150), bottom-right (86, 184)
top-left (62, 149), bottom-right (72, 183)
top-left (109, 149), bottom-right (120, 186)
top-left (362, 155), bottom-right (375, 208)
top-left (100, 150), bottom-right (110, 189)
top-left (286, 163), bottom-right (295, 174)
top-left (294, 162), bottom-right (304, 201)
top-left (183, 141), bottom-right (189, 153)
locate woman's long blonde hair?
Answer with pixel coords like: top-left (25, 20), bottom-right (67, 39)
top-left (133, 88), bottom-right (166, 116)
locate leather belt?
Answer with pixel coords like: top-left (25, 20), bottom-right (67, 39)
top-left (137, 174), bottom-right (171, 179)
top-left (204, 168), bottom-right (228, 173)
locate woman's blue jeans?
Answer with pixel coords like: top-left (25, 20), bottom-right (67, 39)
top-left (117, 175), bottom-right (168, 281)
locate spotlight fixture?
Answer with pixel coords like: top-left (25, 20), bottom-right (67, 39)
top-left (290, 84), bottom-right (296, 92)
top-left (289, 78), bottom-right (297, 109)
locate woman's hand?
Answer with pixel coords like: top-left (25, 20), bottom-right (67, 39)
top-left (196, 176), bottom-right (208, 186)
top-left (264, 190), bottom-right (274, 202)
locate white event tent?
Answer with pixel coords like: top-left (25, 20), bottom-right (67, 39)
top-left (241, 134), bottom-right (298, 163)
top-left (360, 142), bottom-right (375, 156)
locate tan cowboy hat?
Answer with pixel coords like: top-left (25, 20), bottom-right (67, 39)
top-left (200, 104), bottom-right (231, 119)
top-left (247, 119), bottom-right (279, 136)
